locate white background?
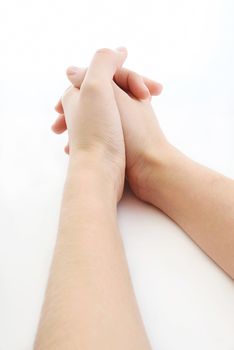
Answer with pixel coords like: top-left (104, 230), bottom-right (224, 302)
top-left (0, 0), bottom-right (234, 349)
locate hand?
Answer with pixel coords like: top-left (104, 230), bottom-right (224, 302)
top-left (52, 55), bottom-right (170, 201)
top-left (60, 47), bottom-right (129, 201)
top-left (53, 67), bottom-right (162, 153)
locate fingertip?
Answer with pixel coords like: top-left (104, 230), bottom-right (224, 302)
top-left (115, 46), bottom-right (128, 55)
top-left (51, 114), bottom-right (67, 134)
top-left (144, 79), bottom-right (163, 96)
top-left (66, 66), bottom-right (79, 76)
top-left (150, 82), bottom-right (163, 96)
top-left (155, 83), bottom-right (163, 94)
top-left (64, 144), bottom-right (70, 154)
top-left (51, 124), bottom-right (62, 134)
top-left (51, 122), bottom-right (58, 133)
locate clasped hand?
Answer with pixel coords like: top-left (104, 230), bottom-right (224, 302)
top-left (52, 47), bottom-right (169, 202)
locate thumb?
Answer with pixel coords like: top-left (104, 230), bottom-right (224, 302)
top-left (84, 47), bottom-right (128, 84)
top-left (66, 67), bottom-right (87, 88)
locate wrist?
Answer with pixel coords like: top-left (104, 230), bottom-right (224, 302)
top-left (67, 150), bottom-right (123, 203)
top-left (128, 142), bottom-right (176, 204)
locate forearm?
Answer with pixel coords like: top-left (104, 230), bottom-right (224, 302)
top-left (34, 153), bottom-right (151, 350)
top-left (141, 145), bottom-right (234, 279)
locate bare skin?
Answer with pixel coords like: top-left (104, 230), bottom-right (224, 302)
top-left (53, 54), bottom-right (234, 279)
top-left (34, 48), bottom-right (152, 350)
top-left (35, 46), bottom-right (234, 350)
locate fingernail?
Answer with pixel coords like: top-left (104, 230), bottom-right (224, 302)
top-left (67, 66), bottom-right (79, 75)
top-left (115, 46), bottom-right (127, 53)
top-left (157, 83), bottom-right (163, 90)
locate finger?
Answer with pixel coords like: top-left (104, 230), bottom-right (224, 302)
top-left (67, 66), bottom-right (87, 88)
top-left (84, 47), bottom-right (128, 83)
top-left (55, 99), bottom-right (64, 113)
top-left (143, 77), bottom-right (163, 96)
top-left (67, 65), bottom-right (162, 100)
top-left (51, 114), bottom-right (67, 134)
top-left (64, 143), bottom-right (69, 154)
top-left (114, 68), bottom-right (149, 99)
top-left (114, 69), bottom-right (163, 98)
top-left (68, 66), bottom-right (150, 99)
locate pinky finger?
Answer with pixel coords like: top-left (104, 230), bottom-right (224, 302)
top-left (51, 114), bottom-right (67, 134)
top-left (55, 99), bottom-right (64, 114)
top-left (143, 77), bottom-right (163, 96)
top-left (64, 143), bottom-right (70, 154)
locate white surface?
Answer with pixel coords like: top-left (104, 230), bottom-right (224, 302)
top-left (0, 0), bottom-right (234, 349)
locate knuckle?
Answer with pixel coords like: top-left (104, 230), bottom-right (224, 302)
top-left (61, 86), bottom-right (72, 100)
top-left (61, 86), bottom-right (78, 104)
top-left (64, 86), bottom-right (73, 97)
top-left (81, 80), bottom-right (102, 95)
